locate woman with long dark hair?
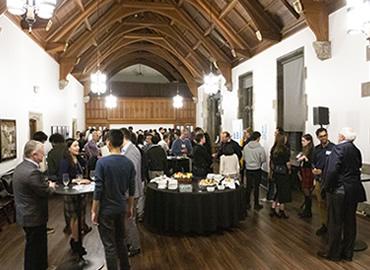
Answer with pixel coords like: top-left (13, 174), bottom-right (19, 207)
top-left (269, 133), bottom-right (291, 218)
top-left (297, 134), bottom-right (315, 218)
top-left (59, 139), bottom-right (90, 256)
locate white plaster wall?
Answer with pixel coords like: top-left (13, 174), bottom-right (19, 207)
top-left (214, 7), bottom-right (370, 163)
top-left (0, 16), bottom-right (85, 174)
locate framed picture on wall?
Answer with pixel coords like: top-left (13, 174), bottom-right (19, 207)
top-left (0, 119), bottom-right (17, 162)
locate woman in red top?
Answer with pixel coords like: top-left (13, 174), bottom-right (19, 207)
top-left (297, 134), bottom-right (315, 218)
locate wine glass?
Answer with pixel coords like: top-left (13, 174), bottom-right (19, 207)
top-left (62, 173), bottom-right (70, 189)
top-left (76, 174), bottom-right (83, 185)
top-left (89, 170), bottom-right (96, 181)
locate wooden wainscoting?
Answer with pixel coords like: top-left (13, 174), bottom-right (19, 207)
top-left (85, 97), bottom-right (196, 127)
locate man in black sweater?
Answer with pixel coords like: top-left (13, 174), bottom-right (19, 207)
top-left (192, 133), bottom-right (212, 179)
top-left (144, 135), bottom-right (168, 180)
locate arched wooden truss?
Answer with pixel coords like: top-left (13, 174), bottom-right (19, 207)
top-left (2, 0), bottom-right (344, 95)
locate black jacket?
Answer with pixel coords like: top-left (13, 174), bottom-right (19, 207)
top-left (324, 141), bottom-right (366, 203)
top-left (13, 160), bottom-right (52, 227)
top-left (192, 144), bottom-right (212, 172)
top-left (217, 139), bottom-right (242, 160)
top-left (144, 144), bottom-right (168, 173)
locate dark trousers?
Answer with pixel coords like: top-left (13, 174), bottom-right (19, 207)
top-left (327, 190), bottom-right (358, 259)
top-left (98, 213), bottom-right (130, 270)
top-left (23, 224), bottom-right (48, 270)
top-left (245, 169), bottom-right (262, 206)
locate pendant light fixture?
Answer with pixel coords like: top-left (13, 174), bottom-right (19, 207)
top-left (7, 0), bottom-right (57, 32)
top-left (90, 0), bottom-right (107, 95)
top-left (173, 82), bottom-right (183, 109)
top-left (202, 0), bottom-right (220, 95)
top-left (105, 89), bottom-right (117, 109)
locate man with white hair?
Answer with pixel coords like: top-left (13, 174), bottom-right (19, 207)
top-left (13, 140), bottom-right (56, 270)
top-left (317, 128), bottom-right (366, 262)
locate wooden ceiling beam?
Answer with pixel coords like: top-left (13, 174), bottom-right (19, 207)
top-left (106, 57), bottom-right (181, 81)
top-left (280, 0), bottom-right (301, 19)
top-left (301, 0), bottom-right (328, 42)
top-left (101, 47), bottom-right (200, 96)
top-left (300, 0), bottom-right (331, 60)
top-left (237, 0), bottom-right (281, 42)
top-left (219, 0), bottom-right (238, 19)
top-left (61, 5), bottom-right (229, 78)
top-left (185, 0), bottom-right (248, 49)
top-left (97, 38), bottom-right (203, 79)
top-left (45, 42), bottom-right (65, 53)
top-left (0, 0), bottom-right (6, 15)
top-left (46, 0), bottom-right (111, 42)
top-left (95, 22), bottom-right (209, 70)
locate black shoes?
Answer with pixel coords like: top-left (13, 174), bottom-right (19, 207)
top-left (298, 212), bottom-right (312, 218)
top-left (316, 225), bottom-right (328, 236)
top-left (128, 248), bottom-right (141, 257)
top-left (279, 211), bottom-right (289, 219)
top-left (70, 239), bottom-right (87, 257)
top-left (254, 204), bottom-right (263, 211)
top-left (317, 251), bottom-right (340, 261)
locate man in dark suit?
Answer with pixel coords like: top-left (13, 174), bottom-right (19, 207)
top-left (215, 131), bottom-right (242, 160)
top-left (318, 128), bottom-right (366, 261)
top-left (13, 140), bottom-right (56, 270)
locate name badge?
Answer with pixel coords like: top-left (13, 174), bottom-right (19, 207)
top-left (325, 151), bottom-right (332, 155)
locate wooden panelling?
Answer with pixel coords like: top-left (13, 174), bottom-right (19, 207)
top-left (85, 97), bottom-right (196, 128)
top-left (110, 81), bottom-right (192, 98)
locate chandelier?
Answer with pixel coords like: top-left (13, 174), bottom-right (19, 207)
top-left (105, 93), bottom-right (117, 109)
top-left (173, 83), bottom-right (183, 108)
top-left (90, 0), bottom-right (107, 95)
top-left (203, 71), bottom-right (221, 95)
top-left (346, 0), bottom-right (370, 37)
top-left (90, 69), bottom-right (107, 95)
top-left (173, 94), bottom-right (183, 109)
top-left (7, 0), bottom-right (57, 32)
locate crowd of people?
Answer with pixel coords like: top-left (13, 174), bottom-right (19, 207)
top-left (11, 124), bottom-right (366, 269)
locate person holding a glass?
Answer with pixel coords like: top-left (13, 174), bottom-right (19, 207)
top-left (59, 139), bottom-right (91, 256)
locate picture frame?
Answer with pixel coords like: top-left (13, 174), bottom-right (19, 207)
top-left (0, 119), bottom-right (17, 162)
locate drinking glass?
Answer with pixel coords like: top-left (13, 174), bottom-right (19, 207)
top-left (62, 173), bottom-right (70, 189)
top-left (89, 170), bottom-right (96, 181)
top-left (76, 174), bottom-right (83, 184)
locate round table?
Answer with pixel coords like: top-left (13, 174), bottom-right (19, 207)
top-left (144, 182), bottom-right (247, 234)
top-left (54, 183), bottom-right (104, 269)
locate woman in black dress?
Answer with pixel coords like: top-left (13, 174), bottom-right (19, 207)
top-left (269, 133), bottom-right (291, 218)
top-left (59, 139), bottom-right (90, 256)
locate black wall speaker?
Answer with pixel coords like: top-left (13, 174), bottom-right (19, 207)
top-left (313, 107), bottom-right (329, 125)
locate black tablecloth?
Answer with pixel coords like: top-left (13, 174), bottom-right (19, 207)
top-left (144, 183), bottom-right (247, 234)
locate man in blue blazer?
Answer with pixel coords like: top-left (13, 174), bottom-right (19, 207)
top-left (318, 128), bottom-right (366, 261)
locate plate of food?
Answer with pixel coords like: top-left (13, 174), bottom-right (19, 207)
top-left (199, 178), bottom-right (217, 187)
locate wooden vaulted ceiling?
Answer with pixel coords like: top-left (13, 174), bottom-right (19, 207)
top-left (1, 0), bottom-right (345, 96)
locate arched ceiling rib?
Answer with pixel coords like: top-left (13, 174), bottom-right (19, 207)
top-left (2, 0), bottom-right (343, 93)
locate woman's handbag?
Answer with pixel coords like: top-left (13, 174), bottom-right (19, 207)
top-left (273, 164), bottom-right (287, 175)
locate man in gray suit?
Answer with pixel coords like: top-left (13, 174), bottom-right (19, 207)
top-left (13, 140), bottom-right (56, 270)
top-left (121, 128), bottom-right (143, 257)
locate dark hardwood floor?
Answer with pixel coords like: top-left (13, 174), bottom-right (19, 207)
top-left (1, 192), bottom-right (370, 270)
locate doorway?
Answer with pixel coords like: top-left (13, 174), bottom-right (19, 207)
top-left (29, 112), bottom-right (43, 139)
top-left (238, 72), bottom-right (253, 130)
top-left (277, 48), bottom-right (306, 158)
top-left (206, 92), bottom-right (222, 144)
